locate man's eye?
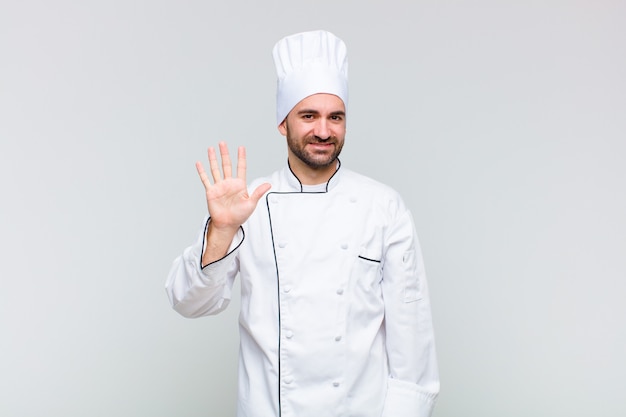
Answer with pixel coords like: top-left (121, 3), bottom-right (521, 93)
top-left (302, 114), bottom-right (313, 119)
top-left (331, 115), bottom-right (343, 121)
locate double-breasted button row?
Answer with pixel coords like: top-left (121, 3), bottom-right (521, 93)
top-left (282, 377), bottom-right (341, 388)
top-left (282, 330), bottom-right (341, 342)
top-left (281, 285), bottom-right (343, 295)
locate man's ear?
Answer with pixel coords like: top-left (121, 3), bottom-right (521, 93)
top-left (277, 120), bottom-right (287, 136)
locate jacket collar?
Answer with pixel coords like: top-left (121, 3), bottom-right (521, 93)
top-left (284, 159), bottom-right (342, 192)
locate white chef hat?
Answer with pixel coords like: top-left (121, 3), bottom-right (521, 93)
top-left (272, 30), bottom-right (348, 125)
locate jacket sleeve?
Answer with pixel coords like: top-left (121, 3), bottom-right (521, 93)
top-left (381, 209), bottom-right (439, 417)
top-left (165, 217), bottom-right (244, 318)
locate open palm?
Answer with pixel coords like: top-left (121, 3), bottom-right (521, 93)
top-left (196, 142), bottom-right (271, 232)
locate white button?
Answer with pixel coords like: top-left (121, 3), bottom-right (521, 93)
top-left (336, 288), bottom-right (344, 295)
top-left (283, 286), bottom-right (291, 293)
top-left (335, 335), bottom-right (342, 341)
top-left (285, 330), bottom-right (294, 339)
top-left (278, 241), bottom-right (287, 248)
top-left (350, 196), bottom-right (357, 203)
top-left (340, 243), bottom-right (348, 250)
top-left (284, 377), bottom-right (293, 384)
top-left (333, 381), bottom-right (340, 387)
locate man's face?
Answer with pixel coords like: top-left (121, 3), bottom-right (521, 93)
top-left (278, 93), bottom-right (346, 170)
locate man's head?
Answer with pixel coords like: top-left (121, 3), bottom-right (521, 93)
top-left (278, 93), bottom-right (346, 173)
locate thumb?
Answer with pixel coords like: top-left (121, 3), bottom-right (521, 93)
top-left (249, 182), bottom-right (272, 204)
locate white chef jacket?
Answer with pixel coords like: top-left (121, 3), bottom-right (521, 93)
top-left (166, 162), bottom-right (439, 417)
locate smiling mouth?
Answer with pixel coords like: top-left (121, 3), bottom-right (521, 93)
top-left (308, 143), bottom-right (334, 152)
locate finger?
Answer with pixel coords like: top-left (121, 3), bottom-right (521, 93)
top-left (249, 182), bottom-right (272, 204)
top-left (219, 142), bottom-right (233, 178)
top-left (195, 161), bottom-right (212, 189)
top-left (207, 147), bottom-right (222, 183)
top-left (237, 146), bottom-right (247, 183)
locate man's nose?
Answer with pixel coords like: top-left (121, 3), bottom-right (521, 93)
top-left (314, 120), bottom-right (331, 140)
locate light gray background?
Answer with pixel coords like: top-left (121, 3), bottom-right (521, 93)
top-left (1, 1), bottom-right (624, 416)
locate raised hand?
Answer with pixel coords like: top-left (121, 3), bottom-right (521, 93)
top-left (196, 142), bottom-right (271, 264)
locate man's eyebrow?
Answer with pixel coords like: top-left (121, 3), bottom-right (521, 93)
top-left (295, 109), bottom-right (346, 116)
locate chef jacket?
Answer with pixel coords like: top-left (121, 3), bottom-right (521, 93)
top-left (166, 162), bottom-right (439, 417)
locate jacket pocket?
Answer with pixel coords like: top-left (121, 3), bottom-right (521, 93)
top-left (353, 252), bottom-right (383, 293)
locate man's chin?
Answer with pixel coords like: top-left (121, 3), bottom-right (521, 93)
top-left (303, 155), bottom-right (338, 169)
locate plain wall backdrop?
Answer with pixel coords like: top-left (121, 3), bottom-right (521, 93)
top-left (1, 1), bottom-right (624, 416)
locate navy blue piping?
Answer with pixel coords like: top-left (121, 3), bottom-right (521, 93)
top-left (358, 255), bottom-right (381, 263)
top-left (265, 194), bottom-right (282, 416)
top-left (286, 158), bottom-right (341, 193)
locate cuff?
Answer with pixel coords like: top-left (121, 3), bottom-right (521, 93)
top-left (197, 217), bottom-right (245, 276)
